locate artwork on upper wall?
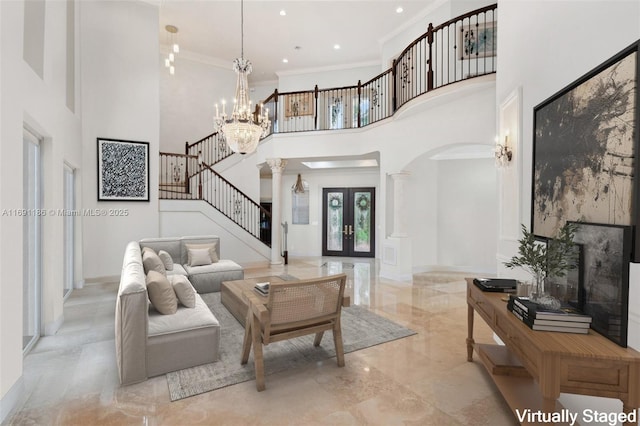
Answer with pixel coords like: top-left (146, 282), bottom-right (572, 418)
top-left (97, 138), bottom-right (149, 201)
top-left (566, 222), bottom-right (632, 347)
top-left (459, 21), bottom-right (496, 59)
top-left (531, 41), bottom-right (640, 260)
top-left (284, 92), bottom-right (314, 118)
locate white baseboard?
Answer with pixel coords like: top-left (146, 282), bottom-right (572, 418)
top-left (44, 313), bottom-right (64, 336)
top-left (0, 376), bottom-right (24, 423)
top-left (74, 279), bottom-right (85, 289)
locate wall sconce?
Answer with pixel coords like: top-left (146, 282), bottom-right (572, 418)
top-left (495, 131), bottom-right (513, 167)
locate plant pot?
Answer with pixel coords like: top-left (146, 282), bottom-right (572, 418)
top-left (530, 275), bottom-right (561, 310)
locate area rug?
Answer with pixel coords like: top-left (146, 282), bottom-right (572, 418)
top-left (166, 290), bottom-right (416, 401)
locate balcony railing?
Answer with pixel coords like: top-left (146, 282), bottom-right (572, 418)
top-left (260, 3), bottom-right (496, 135)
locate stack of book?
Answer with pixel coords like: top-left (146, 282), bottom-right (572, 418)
top-left (507, 295), bottom-right (592, 334)
top-left (254, 282), bottom-right (270, 296)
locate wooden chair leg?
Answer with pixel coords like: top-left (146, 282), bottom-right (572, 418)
top-left (251, 314), bottom-right (266, 391)
top-left (333, 319), bottom-right (345, 367)
top-left (241, 312), bottom-right (252, 365)
top-left (313, 331), bottom-right (325, 347)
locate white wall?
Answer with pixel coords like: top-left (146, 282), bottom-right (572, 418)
top-left (1, 0), bottom-right (82, 416)
top-left (436, 158), bottom-right (496, 271)
top-left (496, 0), bottom-right (640, 419)
top-left (405, 157), bottom-right (439, 267)
top-left (80, 0), bottom-right (160, 279)
top-left (160, 54), bottom-right (236, 154)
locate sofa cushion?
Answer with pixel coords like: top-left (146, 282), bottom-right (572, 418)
top-left (148, 294), bottom-right (219, 337)
top-left (180, 237), bottom-right (220, 264)
top-left (185, 243), bottom-right (219, 265)
top-left (166, 263), bottom-right (188, 277)
top-left (146, 271), bottom-right (178, 315)
top-left (158, 250), bottom-right (174, 271)
top-left (140, 237), bottom-right (182, 261)
top-left (170, 275), bottom-right (196, 308)
top-left (183, 259), bottom-right (243, 276)
top-left (142, 249), bottom-right (166, 276)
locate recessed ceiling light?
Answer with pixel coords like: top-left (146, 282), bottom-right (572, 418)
top-left (396, 6), bottom-right (404, 13)
top-left (279, 10), bottom-right (286, 16)
top-left (334, 44), bottom-right (341, 50)
top-left (282, 58), bottom-right (289, 63)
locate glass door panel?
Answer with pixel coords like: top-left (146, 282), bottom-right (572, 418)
top-left (23, 129), bottom-right (41, 353)
top-left (353, 191), bottom-right (372, 252)
top-left (326, 191), bottom-right (344, 252)
top-left (63, 165), bottom-right (75, 299)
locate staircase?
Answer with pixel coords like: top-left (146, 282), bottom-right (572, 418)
top-left (159, 131), bottom-right (271, 247)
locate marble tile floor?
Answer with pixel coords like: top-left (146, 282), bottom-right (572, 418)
top-left (5, 257), bottom-right (517, 425)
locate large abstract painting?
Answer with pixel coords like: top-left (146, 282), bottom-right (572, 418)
top-left (567, 222), bottom-right (631, 347)
top-left (97, 138), bottom-right (149, 201)
top-left (532, 44), bottom-right (639, 260)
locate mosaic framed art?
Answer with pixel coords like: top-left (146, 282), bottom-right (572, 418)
top-left (97, 138), bottom-right (149, 201)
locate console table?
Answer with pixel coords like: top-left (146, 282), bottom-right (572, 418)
top-left (466, 278), bottom-right (640, 425)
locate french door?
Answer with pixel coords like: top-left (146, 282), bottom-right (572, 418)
top-left (63, 165), bottom-right (75, 299)
top-left (23, 129), bottom-right (42, 353)
top-left (322, 187), bottom-right (375, 257)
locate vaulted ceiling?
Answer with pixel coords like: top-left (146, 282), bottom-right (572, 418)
top-left (159, 0), bottom-right (437, 83)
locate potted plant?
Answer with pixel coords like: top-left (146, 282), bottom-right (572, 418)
top-left (504, 222), bottom-right (578, 308)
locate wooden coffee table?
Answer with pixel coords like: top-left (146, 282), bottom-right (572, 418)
top-left (221, 276), bottom-right (287, 326)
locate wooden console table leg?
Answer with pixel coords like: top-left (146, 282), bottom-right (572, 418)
top-left (622, 402), bottom-right (637, 426)
top-left (466, 304), bottom-right (475, 362)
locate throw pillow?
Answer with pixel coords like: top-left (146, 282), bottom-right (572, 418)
top-left (185, 243), bottom-right (219, 264)
top-left (158, 250), bottom-right (174, 271)
top-left (188, 247), bottom-right (213, 267)
top-left (172, 275), bottom-right (196, 308)
top-left (146, 270), bottom-right (177, 315)
top-left (142, 248), bottom-right (166, 276)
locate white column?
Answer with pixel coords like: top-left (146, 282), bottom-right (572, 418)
top-left (390, 171), bottom-right (411, 237)
top-left (267, 158), bottom-right (287, 265)
top-left (380, 171), bottom-right (413, 281)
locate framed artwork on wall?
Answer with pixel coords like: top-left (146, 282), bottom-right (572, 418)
top-left (567, 222), bottom-right (632, 347)
top-left (531, 41), bottom-right (640, 260)
top-left (284, 92), bottom-right (314, 118)
top-left (97, 138), bottom-right (149, 201)
top-left (459, 21), bottom-right (496, 59)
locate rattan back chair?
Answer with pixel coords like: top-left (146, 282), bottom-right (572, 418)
top-left (240, 273), bottom-right (347, 391)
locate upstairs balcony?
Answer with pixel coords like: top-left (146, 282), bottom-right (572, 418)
top-left (260, 4), bottom-right (496, 135)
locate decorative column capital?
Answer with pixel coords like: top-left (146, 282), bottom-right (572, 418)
top-left (388, 171), bottom-right (411, 181)
top-left (267, 158), bottom-right (287, 173)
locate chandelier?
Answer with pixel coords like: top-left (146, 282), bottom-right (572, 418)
top-left (164, 25), bottom-right (179, 75)
top-left (213, 0), bottom-right (270, 155)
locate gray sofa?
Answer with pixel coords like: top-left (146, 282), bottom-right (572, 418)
top-left (139, 236), bottom-right (244, 293)
top-left (115, 236), bottom-right (243, 385)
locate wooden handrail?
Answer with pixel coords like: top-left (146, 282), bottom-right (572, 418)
top-left (200, 162), bottom-right (272, 218)
top-left (431, 3), bottom-right (497, 33)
